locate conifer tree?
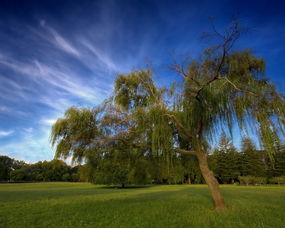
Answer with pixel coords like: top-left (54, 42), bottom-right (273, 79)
top-left (272, 145), bottom-right (285, 176)
top-left (240, 138), bottom-right (265, 177)
top-left (209, 133), bottom-right (240, 183)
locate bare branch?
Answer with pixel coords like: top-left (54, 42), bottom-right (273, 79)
top-left (170, 64), bottom-right (201, 87)
top-left (195, 21), bottom-right (242, 103)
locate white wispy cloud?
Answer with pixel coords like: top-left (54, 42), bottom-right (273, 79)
top-left (0, 105), bottom-right (27, 116)
top-left (0, 58), bottom-right (40, 81)
top-left (0, 106), bottom-right (8, 111)
top-left (0, 17), bottom-right (136, 162)
top-left (0, 55), bottom-right (109, 105)
top-left (39, 97), bottom-right (74, 111)
top-left (34, 60), bottom-right (104, 102)
top-left (81, 39), bottom-right (118, 71)
top-left (39, 20), bottom-right (80, 57)
top-left (48, 27), bottom-right (80, 57)
top-left (24, 128), bottom-right (33, 133)
top-left (0, 126), bottom-right (54, 162)
top-left (0, 74), bottom-right (23, 90)
top-left (0, 74), bottom-right (33, 102)
top-left (0, 130), bottom-right (14, 137)
top-left (40, 118), bottom-right (57, 126)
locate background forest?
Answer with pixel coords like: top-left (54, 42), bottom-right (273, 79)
top-left (1, 134), bottom-right (284, 185)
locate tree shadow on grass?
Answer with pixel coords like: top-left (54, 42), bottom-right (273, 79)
top-left (99, 184), bottom-right (154, 189)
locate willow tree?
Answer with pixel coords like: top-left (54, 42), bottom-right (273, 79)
top-left (50, 102), bottom-right (146, 187)
top-left (51, 21), bottom-right (285, 210)
top-left (113, 21), bottom-right (285, 210)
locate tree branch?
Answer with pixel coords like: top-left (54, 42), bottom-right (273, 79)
top-left (170, 64), bottom-right (201, 87)
top-left (175, 148), bottom-right (197, 156)
top-left (224, 77), bottom-right (258, 96)
top-left (195, 21), bottom-right (242, 103)
top-left (164, 113), bottom-right (193, 138)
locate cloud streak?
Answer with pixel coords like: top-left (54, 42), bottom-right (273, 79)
top-left (0, 130), bottom-right (14, 137)
top-left (81, 39), bottom-right (118, 71)
top-left (0, 16), bottom-right (124, 162)
top-left (0, 126), bottom-right (53, 162)
top-left (2, 0), bottom-right (283, 163)
top-left (44, 24), bottom-right (81, 57)
top-left (40, 118), bottom-right (57, 126)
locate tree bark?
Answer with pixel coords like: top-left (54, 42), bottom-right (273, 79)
top-left (188, 174), bottom-right (191, 184)
top-left (196, 152), bottom-right (227, 210)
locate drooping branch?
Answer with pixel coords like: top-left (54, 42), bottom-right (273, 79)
top-left (164, 113), bottom-right (193, 138)
top-left (224, 77), bottom-right (258, 96)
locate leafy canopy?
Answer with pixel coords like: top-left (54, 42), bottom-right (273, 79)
top-left (51, 22), bottom-right (285, 166)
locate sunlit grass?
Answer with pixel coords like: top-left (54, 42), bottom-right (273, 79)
top-left (0, 183), bottom-right (284, 228)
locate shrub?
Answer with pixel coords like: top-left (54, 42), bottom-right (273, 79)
top-left (10, 169), bottom-right (26, 181)
top-left (254, 177), bottom-right (267, 185)
top-left (62, 173), bottom-right (71, 181)
top-left (71, 173), bottom-right (80, 182)
top-left (268, 176), bottom-right (285, 184)
top-left (239, 176), bottom-right (267, 185)
top-left (128, 160), bottom-right (150, 185)
top-left (36, 174), bottom-right (43, 181)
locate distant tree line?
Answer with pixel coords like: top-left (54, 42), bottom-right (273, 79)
top-left (0, 157), bottom-right (81, 182)
top-left (1, 134), bottom-right (284, 185)
top-left (81, 134), bottom-right (285, 186)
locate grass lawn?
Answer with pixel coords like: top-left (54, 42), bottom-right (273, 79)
top-left (0, 183), bottom-right (284, 228)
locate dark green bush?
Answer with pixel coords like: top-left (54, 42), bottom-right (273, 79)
top-left (239, 176), bottom-right (267, 185)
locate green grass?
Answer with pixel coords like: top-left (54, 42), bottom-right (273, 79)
top-left (0, 183), bottom-right (284, 228)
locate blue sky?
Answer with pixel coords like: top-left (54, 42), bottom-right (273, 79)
top-left (0, 0), bottom-right (284, 162)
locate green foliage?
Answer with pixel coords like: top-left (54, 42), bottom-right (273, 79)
top-left (51, 107), bottom-right (100, 163)
top-left (209, 134), bottom-right (240, 183)
top-left (0, 156), bottom-right (13, 181)
top-left (181, 155), bottom-right (204, 184)
top-left (50, 23), bottom-right (285, 194)
top-left (1, 155), bottom-right (80, 182)
top-left (168, 161), bottom-right (185, 184)
top-left (240, 138), bottom-right (265, 177)
top-left (62, 173), bottom-right (71, 181)
top-left (128, 159), bottom-right (150, 184)
top-left (208, 134), bottom-right (285, 184)
top-left (114, 70), bottom-right (158, 111)
top-left (268, 176), bottom-right (285, 184)
top-left (40, 160), bottom-right (70, 181)
top-left (94, 160), bottom-right (130, 187)
top-left (0, 156), bottom-right (25, 181)
top-left (171, 48), bottom-right (285, 159)
top-left (72, 173), bottom-right (80, 181)
top-left (238, 176), bottom-right (267, 185)
top-left (271, 147), bottom-right (285, 176)
top-left (10, 169), bottom-right (26, 181)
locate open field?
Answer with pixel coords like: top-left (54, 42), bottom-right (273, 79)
top-left (0, 183), bottom-right (284, 228)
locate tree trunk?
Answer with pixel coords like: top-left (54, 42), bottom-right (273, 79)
top-left (188, 174), bottom-right (191, 184)
top-left (196, 152), bottom-right (227, 210)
